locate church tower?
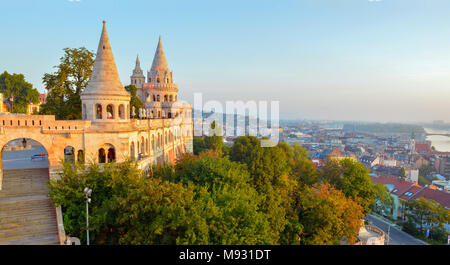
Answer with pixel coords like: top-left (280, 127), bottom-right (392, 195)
top-left (81, 21), bottom-right (131, 123)
top-left (146, 37), bottom-right (178, 104)
top-left (130, 55), bottom-right (145, 89)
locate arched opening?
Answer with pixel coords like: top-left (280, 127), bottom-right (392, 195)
top-left (169, 95), bottom-right (173, 102)
top-left (118, 104), bottom-right (125, 119)
top-left (95, 104), bottom-right (103, 119)
top-left (151, 135), bottom-right (155, 152)
top-left (107, 148), bottom-right (116, 163)
top-left (141, 137), bottom-right (145, 155)
top-left (106, 104), bottom-right (114, 119)
top-left (99, 144), bottom-right (115, 163)
top-left (164, 95), bottom-right (168, 102)
top-left (157, 95), bottom-right (160, 102)
top-left (0, 138), bottom-right (55, 243)
top-left (130, 142), bottom-right (135, 161)
top-left (64, 146), bottom-right (75, 163)
top-left (98, 148), bottom-right (106, 163)
top-left (77, 150), bottom-right (85, 164)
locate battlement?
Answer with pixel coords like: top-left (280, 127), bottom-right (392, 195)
top-left (0, 114), bottom-right (91, 131)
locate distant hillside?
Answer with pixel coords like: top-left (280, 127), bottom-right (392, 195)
top-left (343, 123), bottom-right (425, 134)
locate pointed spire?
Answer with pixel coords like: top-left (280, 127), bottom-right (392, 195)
top-left (136, 54), bottom-right (140, 67)
top-left (133, 54), bottom-right (142, 74)
top-left (82, 21), bottom-right (129, 97)
top-left (150, 36), bottom-right (170, 72)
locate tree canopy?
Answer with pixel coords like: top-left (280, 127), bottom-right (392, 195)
top-left (0, 71), bottom-right (40, 113)
top-left (39, 47), bottom-right (95, 120)
top-left (49, 136), bottom-right (387, 245)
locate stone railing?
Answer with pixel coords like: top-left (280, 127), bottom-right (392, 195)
top-left (364, 225), bottom-right (386, 245)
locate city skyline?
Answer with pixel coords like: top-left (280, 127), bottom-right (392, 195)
top-left (1, 0), bottom-right (450, 122)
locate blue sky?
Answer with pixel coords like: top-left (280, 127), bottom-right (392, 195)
top-left (1, 0), bottom-right (450, 122)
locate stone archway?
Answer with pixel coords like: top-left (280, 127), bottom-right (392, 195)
top-left (0, 138), bottom-right (50, 191)
top-left (0, 138), bottom-right (59, 244)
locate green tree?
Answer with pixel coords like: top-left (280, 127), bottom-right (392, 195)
top-left (399, 167), bottom-right (407, 181)
top-left (193, 136), bottom-right (206, 155)
top-left (124, 84), bottom-right (143, 118)
top-left (0, 71), bottom-right (40, 113)
top-left (372, 182), bottom-right (394, 217)
top-left (40, 47), bottom-right (95, 120)
top-left (405, 197), bottom-right (450, 238)
top-left (298, 183), bottom-right (364, 245)
top-left (155, 152), bottom-right (275, 244)
top-left (320, 158), bottom-right (376, 215)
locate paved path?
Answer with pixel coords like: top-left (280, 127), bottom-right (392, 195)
top-left (368, 214), bottom-right (428, 245)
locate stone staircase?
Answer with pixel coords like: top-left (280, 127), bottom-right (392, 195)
top-left (0, 168), bottom-right (60, 245)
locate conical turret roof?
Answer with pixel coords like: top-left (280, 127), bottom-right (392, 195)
top-left (133, 54), bottom-right (143, 75)
top-left (150, 36), bottom-right (170, 72)
top-left (82, 21), bottom-right (130, 97)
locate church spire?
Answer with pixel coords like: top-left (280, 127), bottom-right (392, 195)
top-left (133, 54), bottom-right (143, 74)
top-left (150, 36), bottom-right (170, 72)
top-left (82, 21), bottom-right (129, 97)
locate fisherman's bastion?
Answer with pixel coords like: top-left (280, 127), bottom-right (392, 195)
top-left (0, 21), bottom-right (193, 244)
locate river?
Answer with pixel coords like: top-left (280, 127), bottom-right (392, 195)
top-left (424, 128), bottom-right (450, 152)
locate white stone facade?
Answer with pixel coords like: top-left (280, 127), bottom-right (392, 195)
top-left (0, 21), bottom-right (193, 189)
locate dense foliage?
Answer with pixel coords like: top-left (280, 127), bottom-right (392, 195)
top-left (402, 197), bottom-right (450, 243)
top-left (39, 47), bottom-right (95, 120)
top-left (49, 136), bottom-right (390, 245)
top-left (0, 71), bottom-right (40, 113)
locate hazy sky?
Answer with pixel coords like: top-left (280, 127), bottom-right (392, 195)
top-left (1, 0), bottom-right (450, 122)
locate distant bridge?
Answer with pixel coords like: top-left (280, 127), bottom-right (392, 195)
top-left (425, 133), bottom-right (450, 137)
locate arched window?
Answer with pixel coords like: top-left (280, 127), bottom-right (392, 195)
top-left (145, 138), bottom-right (149, 154)
top-left (141, 137), bottom-right (145, 155)
top-left (168, 112), bottom-right (172, 118)
top-left (98, 148), bottom-right (106, 163)
top-left (164, 95), bottom-right (168, 102)
top-left (157, 95), bottom-right (160, 102)
top-left (158, 111), bottom-right (161, 118)
top-left (169, 95), bottom-right (173, 102)
top-left (153, 95), bottom-right (156, 101)
top-left (152, 135), bottom-right (155, 152)
top-left (77, 150), bottom-right (85, 164)
top-left (95, 104), bottom-right (102, 119)
top-left (119, 104), bottom-right (125, 119)
top-left (157, 78), bottom-right (160, 83)
top-left (107, 147), bottom-right (116, 163)
top-left (64, 146), bottom-right (75, 163)
top-left (130, 142), bottom-right (135, 160)
top-left (107, 104), bottom-right (114, 119)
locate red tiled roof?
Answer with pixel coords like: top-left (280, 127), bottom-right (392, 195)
top-left (415, 143), bottom-right (431, 153)
top-left (370, 175), bottom-right (415, 196)
top-left (411, 187), bottom-right (450, 210)
top-left (370, 175), bottom-right (450, 209)
top-left (399, 185), bottom-right (422, 200)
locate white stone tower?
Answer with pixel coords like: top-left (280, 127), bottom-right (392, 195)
top-left (81, 21), bottom-right (131, 124)
top-left (130, 55), bottom-right (145, 89)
